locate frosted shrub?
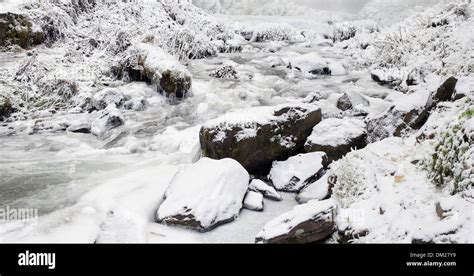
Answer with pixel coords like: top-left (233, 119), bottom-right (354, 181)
top-left (159, 27), bottom-right (217, 63)
top-left (371, 1), bottom-right (473, 91)
top-left (249, 24), bottom-right (294, 42)
top-left (330, 153), bottom-right (377, 208)
top-left (427, 106), bottom-right (474, 197)
top-left (330, 20), bottom-right (378, 43)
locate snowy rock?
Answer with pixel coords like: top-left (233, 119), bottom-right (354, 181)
top-left (92, 88), bottom-right (125, 110)
top-left (91, 107), bottom-right (125, 138)
top-left (123, 97), bottom-right (147, 111)
top-left (0, 13), bottom-right (44, 49)
top-left (453, 76), bottom-right (474, 100)
top-left (66, 116), bottom-right (92, 134)
top-left (200, 103), bottom-right (322, 174)
top-left (432, 76), bottom-right (458, 105)
top-left (370, 68), bottom-right (417, 90)
top-left (288, 52), bottom-right (330, 75)
top-left (305, 118), bottom-right (367, 163)
top-left (210, 65), bottom-right (238, 79)
top-left (296, 174), bottom-right (331, 204)
top-left (156, 158), bottom-right (249, 232)
top-left (243, 191), bottom-right (264, 212)
top-left (366, 90), bottom-right (432, 143)
top-left (328, 62), bottom-right (347, 76)
top-left (255, 199), bottom-right (337, 244)
top-left (115, 43), bottom-right (192, 99)
top-left (336, 91), bottom-right (370, 112)
top-left (249, 179), bottom-right (282, 201)
top-left (0, 95), bottom-right (12, 120)
top-left (269, 152), bottom-right (328, 192)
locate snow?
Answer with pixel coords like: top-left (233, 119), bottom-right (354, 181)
top-left (269, 152), bottom-right (327, 192)
top-left (331, 137), bottom-right (473, 243)
top-left (156, 158), bottom-right (249, 231)
top-left (329, 62), bottom-right (347, 76)
top-left (243, 191), bottom-right (264, 212)
top-left (203, 103), bottom-right (319, 142)
top-left (287, 52), bottom-right (328, 74)
top-left (256, 198), bottom-right (337, 242)
top-left (456, 76), bottom-right (474, 100)
top-left (305, 118), bottom-right (366, 147)
top-left (249, 179), bottom-right (282, 201)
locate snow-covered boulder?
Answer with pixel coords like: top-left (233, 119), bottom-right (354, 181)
top-left (249, 179), bottom-right (282, 201)
top-left (200, 103), bottom-right (322, 174)
top-left (432, 76), bottom-right (458, 106)
top-left (305, 118), bottom-right (367, 163)
top-left (0, 95), bottom-right (12, 121)
top-left (91, 107), bottom-right (125, 138)
top-left (366, 90), bottom-right (432, 143)
top-left (328, 62), bottom-right (347, 76)
top-left (296, 174), bottom-right (331, 204)
top-left (92, 88), bottom-right (125, 110)
top-left (269, 152), bottom-right (328, 192)
top-left (66, 114), bottom-right (93, 134)
top-left (336, 90), bottom-right (370, 112)
top-left (0, 13), bottom-right (44, 49)
top-left (123, 97), bottom-right (147, 111)
top-left (156, 158), bottom-right (249, 232)
top-left (453, 76), bottom-right (473, 101)
top-left (114, 43), bottom-right (192, 99)
top-left (287, 52), bottom-right (330, 75)
top-left (256, 199), bottom-right (337, 244)
top-left (243, 191), bottom-right (264, 212)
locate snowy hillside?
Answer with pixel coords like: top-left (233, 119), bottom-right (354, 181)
top-left (0, 0), bottom-right (472, 244)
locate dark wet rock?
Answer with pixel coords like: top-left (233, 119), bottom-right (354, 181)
top-left (433, 76), bottom-right (458, 105)
top-left (0, 95), bottom-right (12, 121)
top-left (0, 13), bottom-right (45, 49)
top-left (336, 91), bottom-right (370, 112)
top-left (199, 103), bottom-right (322, 174)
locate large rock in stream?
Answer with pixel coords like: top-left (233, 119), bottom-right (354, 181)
top-left (199, 103), bottom-right (322, 174)
top-left (305, 118), bottom-right (367, 163)
top-left (156, 158), bottom-right (249, 232)
top-left (113, 43), bottom-right (192, 100)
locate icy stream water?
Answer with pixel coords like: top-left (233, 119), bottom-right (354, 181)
top-left (0, 30), bottom-right (393, 243)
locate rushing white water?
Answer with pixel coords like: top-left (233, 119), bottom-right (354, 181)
top-left (0, 13), bottom-right (398, 243)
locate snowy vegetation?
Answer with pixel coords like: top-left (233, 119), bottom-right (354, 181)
top-left (427, 107), bottom-right (474, 197)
